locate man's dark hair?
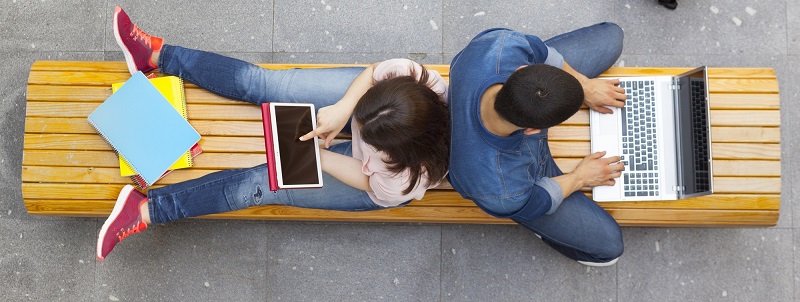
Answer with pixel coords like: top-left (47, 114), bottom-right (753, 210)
top-left (495, 64), bottom-right (584, 129)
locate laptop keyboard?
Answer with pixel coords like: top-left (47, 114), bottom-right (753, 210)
top-left (619, 80), bottom-right (660, 197)
top-left (691, 79), bottom-right (711, 192)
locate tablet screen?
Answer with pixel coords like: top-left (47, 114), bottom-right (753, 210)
top-left (272, 104), bottom-right (322, 187)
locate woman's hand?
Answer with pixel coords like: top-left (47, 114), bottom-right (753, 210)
top-left (299, 62), bottom-right (380, 147)
top-left (299, 103), bottom-right (352, 148)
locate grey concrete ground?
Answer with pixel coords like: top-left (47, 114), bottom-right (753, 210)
top-left (0, 0), bottom-right (796, 301)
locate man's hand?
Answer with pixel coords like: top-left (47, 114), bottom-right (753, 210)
top-left (560, 61), bottom-right (626, 114)
top-left (583, 78), bottom-right (627, 114)
top-left (299, 103), bottom-right (352, 148)
top-left (572, 151), bottom-right (624, 188)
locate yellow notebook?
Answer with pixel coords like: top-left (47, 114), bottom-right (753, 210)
top-left (111, 76), bottom-right (193, 176)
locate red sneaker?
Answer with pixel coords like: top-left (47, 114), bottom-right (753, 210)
top-left (96, 185), bottom-right (148, 261)
top-left (113, 6), bottom-right (163, 75)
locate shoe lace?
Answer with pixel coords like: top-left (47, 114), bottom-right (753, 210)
top-left (130, 26), bottom-right (152, 48)
top-left (116, 220), bottom-right (146, 242)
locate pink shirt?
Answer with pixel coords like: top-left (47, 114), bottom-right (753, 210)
top-left (349, 59), bottom-right (448, 207)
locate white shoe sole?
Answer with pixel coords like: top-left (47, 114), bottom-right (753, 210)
top-left (96, 184), bottom-right (136, 261)
top-left (577, 257), bottom-right (619, 267)
top-left (536, 234), bottom-right (618, 267)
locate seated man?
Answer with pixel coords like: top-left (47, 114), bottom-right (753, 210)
top-left (448, 23), bottom-right (627, 266)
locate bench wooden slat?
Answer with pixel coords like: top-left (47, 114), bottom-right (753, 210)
top-left (23, 150), bottom-right (119, 166)
top-left (28, 70), bottom-right (779, 95)
top-left (31, 61), bottom-right (130, 72)
top-left (21, 193), bottom-right (779, 214)
top-left (708, 110), bottom-right (780, 127)
top-left (27, 101), bottom-right (781, 129)
top-left (557, 159), bottom-right (779, 177)
top-left (708, 143), bottom-right (780, 160)
top-left (21, 168), bottom-right (780, 195)
top-left (28, 71), bottom-right (133, 86)
top-left (710, 127), bottom-right (780, 143)
top-left (22, 151), bottom-right (780, 177)
top-left (26, 101), bottom-right (99, 117)
top-left (20, 150), bottom-right (264, 169)
top-left (548, 126), bottom-right (781, 143)
top-left (23, 150), bottom-right (266, 169)
top-left (23, 134), bottom-right (268, 153)
top-left (711, 80), bottom-right (779, 93)
top-left (21, 198), bottom-right (778, 227)
top-left (24, 117), bottom-right (268, 137)
top-left (566, 109), bottom-right (781, 127)
top-left (401, 193), bottom-right (780, 211)
top-left (545, 141), bottom-right (780, 160)
top-left (26, 85), bottom-right (112, 102)
top-left (22, 161), bottom-right (781, 189)
top-left (23, 62), bottom-right (781, 226)
top-left (20, 190), bottom-right (771, 213)
top-left (606, 209), bottom-right (778, 226)
top-left (27, 85), bottom-right (781, 114)
top-left (711, 177), bottom-right (780, 194)
top-left (710, 93), bottom-right (780, 109)
top-left (24, 133), bottom-right (781, 161)
top-left (23, 198), bottom-right (508, 223)
top-left (29, 61), bottom-right (774, 78)
top-left (25, 117), bottom-right (782, 144)
top-left (603, 67), bottom-right (776, 79)
top-left (190, 78), bottom-right (783, 94)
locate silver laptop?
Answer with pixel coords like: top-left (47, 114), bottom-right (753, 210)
top-left (590, 66), bottom-right (713, 202)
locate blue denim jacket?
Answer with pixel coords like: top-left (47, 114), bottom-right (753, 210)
top-left (448, 28), bottom-right (566, 219)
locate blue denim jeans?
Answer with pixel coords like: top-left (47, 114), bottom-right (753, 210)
top-left (147, 45), bottom-right (387, 224)
top-left (523, 22), bottom-right (625, 262)
top-left (512, 130), bottom-right (624, 263)
top-left (544, 22), bottom-right (624, 78)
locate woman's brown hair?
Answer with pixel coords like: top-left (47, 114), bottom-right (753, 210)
top-left (353, 65), bottom-right (449, 194)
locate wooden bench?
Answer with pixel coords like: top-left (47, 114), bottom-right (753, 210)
top-left (23, 61), bottom-right (781, 226)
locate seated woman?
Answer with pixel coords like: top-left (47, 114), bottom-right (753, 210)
top-left (97, 7), bottom-right (450, 261)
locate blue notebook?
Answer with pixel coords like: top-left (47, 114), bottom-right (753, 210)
top-left (88, 72), bottom-right (200, 187)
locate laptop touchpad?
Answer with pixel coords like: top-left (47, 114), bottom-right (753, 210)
top-left (597, 107), bottom-right (619, 136)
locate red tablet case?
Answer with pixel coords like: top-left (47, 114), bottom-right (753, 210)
top-left (261, 103), bottom-right (279, 191)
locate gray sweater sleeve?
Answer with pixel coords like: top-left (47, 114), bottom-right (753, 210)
top-left (536, 176), bottom-right (565, 215)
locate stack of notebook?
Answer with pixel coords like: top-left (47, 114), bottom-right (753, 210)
top-left (88, 72), bottom-right (201, 189)
top-left (110, 75), bottom-right (202, 188)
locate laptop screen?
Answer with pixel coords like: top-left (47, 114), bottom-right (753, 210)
top-left (674, 67), bottom-right (712, 197)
